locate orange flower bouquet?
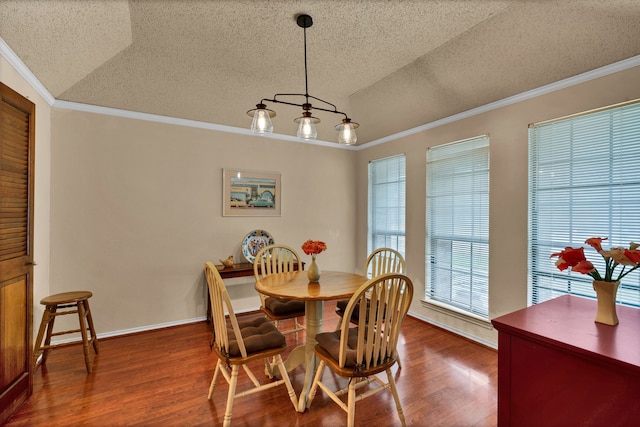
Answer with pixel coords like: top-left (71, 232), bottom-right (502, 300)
top-left (301, 240), bottom-right (327, 257)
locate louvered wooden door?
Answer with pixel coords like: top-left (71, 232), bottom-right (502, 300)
top-left (0, 83), bottom-right (35, 424)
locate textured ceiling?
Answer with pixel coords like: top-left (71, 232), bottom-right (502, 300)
top-left (2, 0), bottom-right (640, 145)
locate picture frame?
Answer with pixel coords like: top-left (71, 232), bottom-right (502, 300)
top-left (222, 169), bottom-right (281, 217)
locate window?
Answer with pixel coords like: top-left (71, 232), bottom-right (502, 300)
top-left (426, 136), bottom-right (489, 318)
top-left (368, 155), bottom-right (406, 258)
top-left (529, 100), bottom-right (640, 308)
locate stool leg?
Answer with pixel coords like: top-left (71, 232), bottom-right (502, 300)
top-left (77, 301), bottom-right (93, 373)
top-left (41, 305), bottom-right (58, 366)
top-left (83, 299), bottom-right (99, 354)
top-left (33, 305), bottom-right (53, 369)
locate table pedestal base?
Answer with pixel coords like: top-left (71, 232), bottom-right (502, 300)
top-left (263, 300), bottom-right (323, 412)
top-left (295, 300), bottom-right (323, 411)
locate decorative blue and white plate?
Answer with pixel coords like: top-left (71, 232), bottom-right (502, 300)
top-left (241, 229), bottom-right (275, 263)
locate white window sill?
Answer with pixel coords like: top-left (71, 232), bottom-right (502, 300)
top-left (420, 298), bottom-right (493, 330)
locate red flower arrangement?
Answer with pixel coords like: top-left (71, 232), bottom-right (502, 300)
top-left (301, 240), bottom-right (327, 256)
top-left (551, 237), bottom-right (640, 282)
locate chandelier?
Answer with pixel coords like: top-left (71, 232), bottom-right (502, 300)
top-left (247, 14), bottom-right (359, 145)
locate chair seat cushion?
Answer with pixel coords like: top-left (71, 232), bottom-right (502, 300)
top-left (315, 328), bottom-right (359, 367)
top-left (335, 299), bottom-right (349, 314)
top-left (338, 298), bottom-right (379, 324)
top-left (337, 298), bottom-right (387, 324)
top-left (226, 317), bottom-right (285, 357)
top-left (335, 299), bottom-right (361, 323)
top-left (264, 297), bottom-right (305, 316)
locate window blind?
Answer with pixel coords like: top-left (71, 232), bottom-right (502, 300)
top-left (426, 136), bottom-right (489, 318)
top-left (529, 100), bottom-right (640, 307)
top-left (368, 155), bottom-right (406, 257)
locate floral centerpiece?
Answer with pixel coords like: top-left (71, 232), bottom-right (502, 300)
top-left (551, 237), bottom-right (640, 325)
top-left (550, 237), bottom-right (640, 282)
top-left (302, 240), bottom-right (327, 282)
top-left (301, 240), bottom-right (327, 257)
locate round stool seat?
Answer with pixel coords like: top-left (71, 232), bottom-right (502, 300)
top-left (40, 291), bottom-right (93, 306)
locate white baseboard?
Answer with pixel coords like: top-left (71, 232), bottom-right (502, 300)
top-left (408, 310), bottom-right (497, 350)
top-left (48, 307), bottom-right (264, 344)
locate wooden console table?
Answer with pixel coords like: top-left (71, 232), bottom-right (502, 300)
top-left (214, 262), bottom-right (256, 279)
top-left (491, 295), bottom-right (640, 426)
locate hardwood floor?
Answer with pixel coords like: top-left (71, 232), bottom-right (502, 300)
top-left (6, 301), bottom-right (497, 426)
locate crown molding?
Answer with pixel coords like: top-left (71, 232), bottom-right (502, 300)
top-left (51, 99), bottom-right (352, 149)
top-left (361, 54), bottom-right (640, 150)
top-left (0, 37), bottom-right (55, 105)
top-left (3, 33), bottom-right (638, 151)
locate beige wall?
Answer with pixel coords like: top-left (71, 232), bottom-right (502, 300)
top-left (50, 110), bottom-right (357, 335)
top-left (5, 47), bottom-right (640, 347)
top-left (356, 65), bottom-right (640, 346)
top-left (1, 56), bottom-right (52, 331)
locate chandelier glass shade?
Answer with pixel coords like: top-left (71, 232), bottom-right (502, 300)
top-left (249, 104), bottom-right (275, 134)
top-left (295, 111), bottom-right (320, 140)
top-left (246, 14), bottom-right (359, 145)
top-left (335, 118), bottom-right (358, 145)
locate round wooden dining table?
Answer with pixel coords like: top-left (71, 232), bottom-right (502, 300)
top-left (255, 270), bottom-right (369, 412)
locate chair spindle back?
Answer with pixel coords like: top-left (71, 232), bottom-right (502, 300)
top-left (204, 262), bottom-right (247, 358)
top-left (365, 248), bottom-right (406, 278)
top-left (254, 244), bottom-right (303, 305)
top-left (254, 244), bottom-right (302, 278)
top-left (339, 273), bottom-right (413, 371)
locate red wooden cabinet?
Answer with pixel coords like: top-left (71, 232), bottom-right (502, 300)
top-left (491, 295), bottom-right (640, 427)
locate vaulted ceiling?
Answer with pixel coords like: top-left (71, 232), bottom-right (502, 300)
top-left (2, 0), bottom-right (640, 145)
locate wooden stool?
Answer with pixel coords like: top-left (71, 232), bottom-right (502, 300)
top-left (33, 291), bottom-right (99, 373)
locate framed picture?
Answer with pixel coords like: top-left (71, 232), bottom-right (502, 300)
top-left (223, 169), bottom-right (281, 217)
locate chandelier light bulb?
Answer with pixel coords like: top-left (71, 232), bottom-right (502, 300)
top-left (251, 109), bottom-right (273, 134)
top-left (336, 118), bottom-right (359, 145)
top-left (296, 116), bottom-right (318, 139)
top-left (247, 103), bottom-right (275, 135)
